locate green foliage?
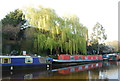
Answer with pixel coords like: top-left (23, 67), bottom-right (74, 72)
top-left (1, 9), bottom-right (26, 27)
top-left (24, 6), bottom-right (88, 55)
top-left (48, 55), bottom-right (58, 59)
top-left (2, 9), bottom-right (27, 54)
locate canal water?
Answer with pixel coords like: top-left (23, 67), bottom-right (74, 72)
top-left (2, 61), bottom-right (120, 80)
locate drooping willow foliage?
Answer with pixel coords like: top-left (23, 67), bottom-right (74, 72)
top-left (24, 6), bottom-right (88, 55)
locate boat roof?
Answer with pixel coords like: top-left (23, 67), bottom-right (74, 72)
top-left (0, 56), bottom-right (33, 58)
top-left (108, 54), bottom-right (116, 55)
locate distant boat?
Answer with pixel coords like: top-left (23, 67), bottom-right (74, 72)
top-left (0, 56), bottom-right (52, 71)
top-left (102, 53), bottom-right (120, 61)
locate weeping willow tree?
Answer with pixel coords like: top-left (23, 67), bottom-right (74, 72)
top-left (24, 6), bottom-right (88, 55)
top-left (60, 15), bottom-right (88, 54)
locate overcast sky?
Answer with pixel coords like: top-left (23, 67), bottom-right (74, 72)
top-left (0, 0), bottom-right (119, 42)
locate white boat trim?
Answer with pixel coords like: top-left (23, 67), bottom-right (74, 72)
top-left (53, 59), bottom-right (100, 62)
top-left (0, 56), bottom-right (31, 58)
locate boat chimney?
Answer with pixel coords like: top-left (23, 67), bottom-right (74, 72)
top-left (23, 51), bottom-right (26, 55)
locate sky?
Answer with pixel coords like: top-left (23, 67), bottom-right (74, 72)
top-left (0, 0), bottom-right (119, 42)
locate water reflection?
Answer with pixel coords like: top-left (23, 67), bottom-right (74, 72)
top-left (55, 62), bottom-right (102, 74)
top-left (2, 61), bottom-right (120, 80)
top-left (99, 61), bottom-right (119, 79)
top-left (2, 68), bottom-right (53, 79)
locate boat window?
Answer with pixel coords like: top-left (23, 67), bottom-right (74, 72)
top-left (0, 58), bottom-right (1, 63)
top-left (70, 56), bottom-right (74, 60)
top-left (78, 56), bottom-right (82, 59)
top-left (112, 56), bottom-right (116, 59)
top-left (25, 58), bottom-right (33, 63)
top-left (60, 56), bottom-right (62, 60)
top-left (2, 58), bottom-right (11, 64)
top-left (96, 57), bottom-right (98, 59)
top-left (85, 56), bottom-right (88, 60)
top-left (39, 57), bottom-right (46, 63)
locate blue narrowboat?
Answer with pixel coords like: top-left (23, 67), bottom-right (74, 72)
top-left (0, 56), bottom-right (52, 71)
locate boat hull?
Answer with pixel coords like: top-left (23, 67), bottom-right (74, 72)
top-left (0, 56), bottom-right (52, 71)
top-left (52, 59), bottom-right (103, 68)
top-left (1, 64), bottom-right (51, 71)
top-left (52, 54), bottom-right (103, 67)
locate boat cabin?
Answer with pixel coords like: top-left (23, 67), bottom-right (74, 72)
top-left (0, 56), bottom-right (52, 71)
top-left (58, 55), bottom-right (102, 61)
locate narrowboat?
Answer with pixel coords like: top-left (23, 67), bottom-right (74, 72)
top-left (52, 54), bottom-right (103, 64)
top-left (102, 54), bottom-right (110, 61)
top-left (102, 53), bottom-right (120, 61)
top-left (0, 56), bottom-right (52, 71)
